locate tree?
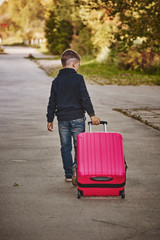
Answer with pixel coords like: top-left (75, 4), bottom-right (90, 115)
top-left (0, 0), bottom-right (46, 41)
top-left (73, 0), bottom-right (118, 59)
top-left (106, 0), bottom-right (160, 50)
top-left (75, 0), bottom-right (160, 51)
top-left (70, 27), bottom-right (93, 55)
top-left (45, 9), bottom-right (73, 54)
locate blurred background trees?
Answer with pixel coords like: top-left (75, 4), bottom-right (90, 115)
top-left (0, 0), bottom-right (47, 44)
top-left (45, 9), bottom-right (73, 55)
top-left (0, 0), bottom-right (160, 74)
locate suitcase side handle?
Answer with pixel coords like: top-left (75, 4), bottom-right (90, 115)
top-left (88, 121), bottom-right (107, 132)
top-left (90, 177), bottom-right (113, 181)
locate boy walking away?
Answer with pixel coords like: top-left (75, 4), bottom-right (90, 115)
top-left (47, 49), bottom-right (100, 184)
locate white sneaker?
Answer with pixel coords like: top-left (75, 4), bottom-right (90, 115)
top-left (65, 176), bottom-right (72, 182)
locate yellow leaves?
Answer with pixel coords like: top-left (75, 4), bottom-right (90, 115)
top-left (125, 10), bottom-right (132, 17)
top-left (92, 23), bottom-right (112, 47)
top-left (145, 1), bottom-right (156, 9)
top-left (119, 47), bottom-right (142, 70)
top-left (78, 1), bottom-right (119, 53)
top-left (119, 47), bottom-right (160, 73)
top-left (39, 0), bottom-right (52, 6)
top-left (120, 34), bottom-right (128, 40)
top-left (79, 5), bottom-right (104, 27)
top-left (134, 36), bottom-right (146, 45)
top-left (132, 11), bottom-right (140, 19)
top-left (139, 9), bottom-right (145, 14)
top-left (125, 10), bottom-right (140, 19)
top-left (53, 28), bottom-right (57, 33)
top-left (81, 0), bottom-right (106, 9)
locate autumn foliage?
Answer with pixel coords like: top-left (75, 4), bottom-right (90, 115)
top-left (0, 0), bottom-right (159, 73)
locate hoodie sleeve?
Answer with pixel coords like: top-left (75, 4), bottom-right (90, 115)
top-left (79, 76), bottom-right (95, 117)
top-left (46, 81), bottom-right (57, 122)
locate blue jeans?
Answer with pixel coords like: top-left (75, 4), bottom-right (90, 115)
top-left (58, 117), bottom-right (86, 177)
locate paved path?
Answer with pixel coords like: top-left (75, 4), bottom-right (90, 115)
top-left (0, 47), bottom-right (160, 240)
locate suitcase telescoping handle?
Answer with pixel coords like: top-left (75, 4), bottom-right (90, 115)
top-left (88, 121), bottom-right (107, 132)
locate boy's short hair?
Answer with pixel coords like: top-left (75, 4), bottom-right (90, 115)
top-left (61, 49), bottom-right (81, 67)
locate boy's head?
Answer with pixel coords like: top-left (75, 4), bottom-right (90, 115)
top-left (61, 49), bottom-right (81, 72)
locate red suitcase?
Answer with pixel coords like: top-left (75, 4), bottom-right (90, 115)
top-left (77, 121), bottom-right (127, 199)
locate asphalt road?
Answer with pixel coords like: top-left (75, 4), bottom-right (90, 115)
top-left (0, 46), bottom-right (160, 240)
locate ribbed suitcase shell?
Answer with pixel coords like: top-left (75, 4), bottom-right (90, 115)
top-left (77, 132), bottom-right (125, 197)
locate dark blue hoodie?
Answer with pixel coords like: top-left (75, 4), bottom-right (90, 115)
top-left (47, 68), bottom-right (95, 122)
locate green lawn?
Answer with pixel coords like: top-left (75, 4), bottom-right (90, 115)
top-left (32, 55), bottom-right (160, 85)
top-left (78, 58), bottom-right (160, 85)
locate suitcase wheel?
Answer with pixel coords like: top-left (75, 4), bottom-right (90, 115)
top-left (121, 190), bottom-right (125, 199)
top-left (77, 190), bottom-right (81, 199)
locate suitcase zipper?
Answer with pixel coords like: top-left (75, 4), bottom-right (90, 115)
top-left (77, 181), bottom-right (125, 188)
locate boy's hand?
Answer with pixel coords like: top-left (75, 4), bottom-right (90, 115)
top-left (91, 116), bottom-right (100, 125)
top-left (47, 122), bottom-right (53, 132)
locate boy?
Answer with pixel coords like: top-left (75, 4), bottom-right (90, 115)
top-left (47, 49), bottom-right (100, 184)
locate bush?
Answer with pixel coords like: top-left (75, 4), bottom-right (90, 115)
top-left (0, 46), bottom-right (4, 53)
top-left (141, 49), bottom-right (160, 74)
top-left (96, 46), bottom-right (110, 63)
top-left (118, 46), bottom-right (160, 74)
top-left (70, 28), bottom-right (93, 56)
top-left (45, 10), bottom-right (73, 55)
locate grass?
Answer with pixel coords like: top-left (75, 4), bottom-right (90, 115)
top-left (4, 41), bottom-right (160, 85)
top-left (25, 56), bottom-right (60, 60)
top-left (36, 43), bottom-right (52, 55)
top-left (0, 47), bottom-right (5, 54)
top-left (26, 53), bottom-right (160, 85)
top-left (78, 58), bottom-right (160, 85)
top-left (44, 66), bottom-right (61, 77)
